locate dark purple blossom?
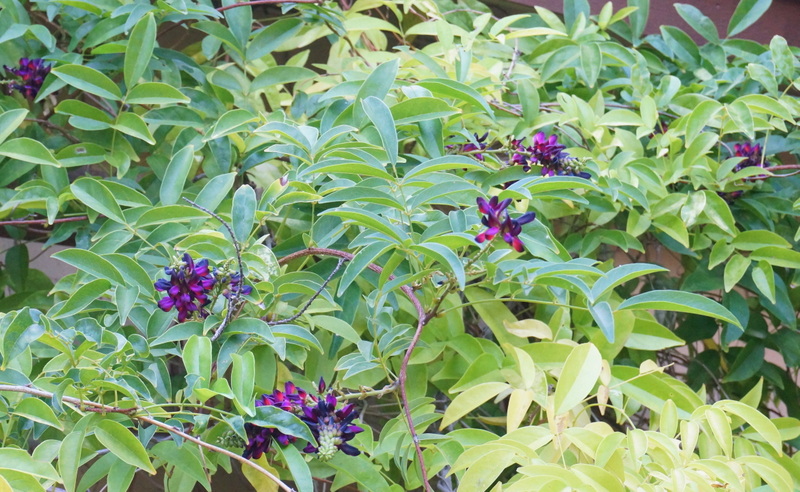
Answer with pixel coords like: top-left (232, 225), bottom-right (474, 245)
top-left (717, 190), bottom-right (744, 204)
top-left (475, 197), bottom-right (536, 252)
top-left (508, 133), bottom-right (589, 178)
top-left (154, 253), bottom-right (216, 322)
top-left (733, 142), bottom-right (766, 172)
top-left (301, 393), bottom-right (364, 461)
top-left (243, 382), bottom-right (318, 460)
top-left (3, 58), bottom-right (50, 99)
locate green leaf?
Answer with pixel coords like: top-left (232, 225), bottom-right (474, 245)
top-left (723, 342), bottom-right (764, 382)
top-left (0, 138), bottom-right (61, 167)
top-left (726, 100), bottom-right (754, 140)
top-left (723, 254), bottom-right (749, 292)
top-left (320, 208), bottom-right (406, 243)
top-left (731, 230), bottom-right (791, 250)
top-left (554, 343), bottom-right (602, 415)
top-left (53, 279), bottom-right (112, 319)
top-left (52, 249), bottom-right (125, 284)
top-left (416, 78), bottom-right (494, 117)
top-left (403, 155), bottom-right (486, 181)
top-left (0, 449), bottom-right (59, 480)
top-left (250, 66), bottom-right (317, 92)
top-left (591, 263), bottom-right (668, 300)
top-left (160, 145), bottom-right (195, 205)
top-left (628, 0), bottom-right (650, 39)
top-left (310, 315), bottom-right (360, 344)
top-left (246, 18), bottom-right (303, 60)
top-left (589, 302), bottom-right (615, 342)
top-left (769, 35), bottom-right (795, 81)
top-left (183, 335), bottom-right (212, 383)
top-left (362, 96), bottom-right (398, 166)
top-left (135, 205), bottom-right (209, 228)
top-left (684, 100), bottom-right (722, 145)
top-left (716, 400), bottom-right (782, 453)
top-left (275, 441), bottom-right (313, 492)
top-left (0, 109), bottom-right (28, 145)
top-left (390, 97), bottom-right (458, 125)
top-left (59, 430), bottom-right (85, 492)
top-left (619, 290), bottom-right (741, 327)
top-left (71, 178), bottom-right (126, 224)
top-left (113, 112), bottom-right (155, 144)
top-left (652, 214), bottom-right (689, 248)
top-left (580, 43), bottom-right (602, 87)
top-left (52, 64), bottom-right (122, 101)
top-left (327, 454), bottom-right (391, 491)
top-left (674, 3), bottom-right (719, 43)
top-left (124, 13), bottom-right (155, 88)
top-left (250, 405), bottom-right (315, 444)
top-left (206, 109), bottom-right (258, 141)
top-left (728, 0), bottom-right (772, 37)
top-left (440, 382), bottom-right (510, 429)
top-left (749, 246), bottom-right (800, 269)
top-left (411, 242), bottom-right (466, 289)
top-left (626, 316), bottom-right (684, 350)
top-left (747, 63), bottom-right (778, 96)
top-left (337, 241), bottom-right (393, 296)
top-left (232, 184), bottom-right (256, 244)
top-left (195, 172), bottom-right (236, 213)
top-left (13, 398), bottom-right (63, 430)
top-left (95, 420), bottom-right (156, 474)
top-left (231, 352), bottom-right (255, 415)
top-left (751, 260), bottom-right (775, 304)
top-left (126, 82), bottom-right (190, 105)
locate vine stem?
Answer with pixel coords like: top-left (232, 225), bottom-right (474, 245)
top-left (0, 384), bottom-right (295, 492)
top-left (277, 248), bottom-right (432, 491)
top-left (0, 215), bottom-right (88, 227)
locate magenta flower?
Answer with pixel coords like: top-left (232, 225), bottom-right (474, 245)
top-left (475, 197), bottom-right (536, 252)
top-left (301, 393), bottom-right (364, 461)
top-left (733, 142), bottom-right (766, 172)
top-left (154, 253), bottom-right (216, 322)
top-left (3, 58), bottom-right (50, 99)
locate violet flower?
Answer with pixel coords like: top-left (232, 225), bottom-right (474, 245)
top-left (733, 142), bottom-right (766, 172)
top-left (301, 393), bottom-right (364, 461)
top-left (214, 269), bottom-right (253, 299)
top-left (3, 58), bottom-right (50, 99)
top-left (154, 253), bottom-right (216, 322)
top-left (475, 197), bottom-right (536, 252)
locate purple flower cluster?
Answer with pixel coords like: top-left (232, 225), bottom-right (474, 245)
top-left (155, 253), bottom-right (216, 322)
top-left (243, 380), bottom-right (363, 462)
top-left (301, 393), bottom-right (363, 460)
top-left (3, 58), bottom-right (50, 99)
top-left (475, 196), bottom-right (536, 252)
top-left (243, 382), bottom-right (318, 459)
top-left (733, 142), bottom-right (766, 172)
top-left (512, 132), bottom-right (589, 178)
top-left (154, 254), bottom-right (252, 322)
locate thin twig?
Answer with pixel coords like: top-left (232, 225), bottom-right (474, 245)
top-left (504, 39), bottom-right (520, 80)
top-left (0, 384), bottom-right (294, 491)
top-left (25, 119), bottom-right (81, 144)
top-left (268, 257), bottom-right (345, 325)
top-left (216, 0), bottom-right (322, 12)
top-left (0, 215), bottom-right (88, 227)
top-left (136, 415), bottom-right (295, 492)
top-left (276, 248), bottom-right (431, 491)
top-left (182, 197), bottom-right (245, 342)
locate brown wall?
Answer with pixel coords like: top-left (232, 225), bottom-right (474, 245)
top-left (493, 0), bottom-right (800, 46)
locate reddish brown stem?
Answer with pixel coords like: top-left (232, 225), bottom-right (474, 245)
top-left (216, 0), bottom-right (322, 12)
top-left (277, 248), bottom-right (432, 491)
top-left (0, 216), bottom-right (88, 227)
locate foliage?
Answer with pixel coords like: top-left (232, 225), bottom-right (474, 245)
top-left (0, 0), bottom-right (799, 490)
